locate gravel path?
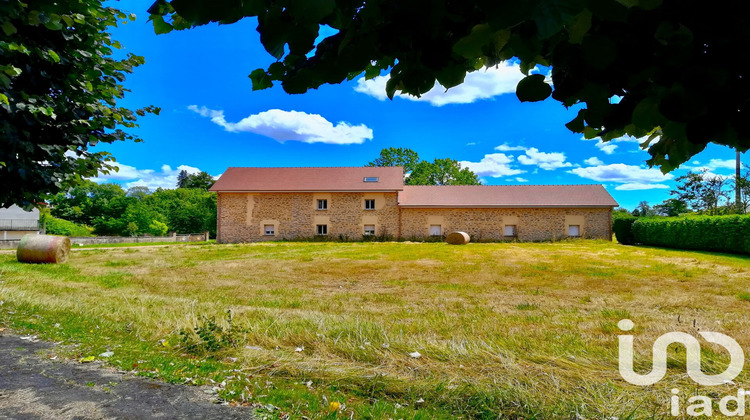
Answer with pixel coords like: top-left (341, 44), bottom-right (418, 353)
top-left (0, 333), bottom-right (253, 419)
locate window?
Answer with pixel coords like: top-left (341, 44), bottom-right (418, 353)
top-left (264, 225), bottom-right (275, 236)
top-left (317, 199), bottom-right (328, 210)
top-left (430, 225), bottom-right (442, 236)
top-left (364, 199), bottom-right (375, 210)
top-left (569, 225), bottom-right (580, 237)
top-left (317, 224), bottom-right (328, 235)
top-left (504, 225), bottom-right (516, 237)
top-left (363, 177), bottom-right (379, 182)
top-left (364, 225), bottom-right (375, 236)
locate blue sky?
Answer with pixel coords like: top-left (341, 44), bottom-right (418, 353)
top-left (95, 0), bottom-right (743, 210)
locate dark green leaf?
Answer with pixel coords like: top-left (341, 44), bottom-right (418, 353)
top-left (1, 21), bottom-right (17, 36)
top-left (150, 15), bottom-right (173, 34)
top-left (249, 68), bottom-right (273, 90)
top-left (516, 74), bottom-right (552, 102)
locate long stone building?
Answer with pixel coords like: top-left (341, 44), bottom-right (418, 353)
top-left (210, 167), bottom-right (618, 243)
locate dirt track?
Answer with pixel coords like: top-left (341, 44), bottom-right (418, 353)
top-left (0, 333), bottom-right (252, 419)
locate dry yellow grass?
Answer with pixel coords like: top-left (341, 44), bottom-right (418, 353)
top-left (1, 240), bottom-right (749, 418)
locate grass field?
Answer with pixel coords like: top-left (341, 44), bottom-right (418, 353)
top-left (1, 240), bottom-right (749, 419)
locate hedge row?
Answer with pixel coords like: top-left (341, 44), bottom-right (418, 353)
top-left (613, 215), bottom-right (637, 245)
top-left (43, 215), bottom-right (94, 237)
top-left (627, 215), bottom-right (750, 255)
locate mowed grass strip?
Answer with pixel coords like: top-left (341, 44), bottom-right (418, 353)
top-left (1, 240), bottom-right (749, 418)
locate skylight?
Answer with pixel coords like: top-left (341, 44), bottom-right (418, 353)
top-left (363, 177), bottom-right (379, 182)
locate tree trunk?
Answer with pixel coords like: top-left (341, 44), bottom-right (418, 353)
top-left (738, 149), bottom-right (743, 213)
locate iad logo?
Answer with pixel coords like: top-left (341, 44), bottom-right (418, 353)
top-left (617, 319), bottom-right (745, 386)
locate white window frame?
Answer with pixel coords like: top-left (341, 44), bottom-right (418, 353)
top-left (569, 225), bottom-right (580, 237)
top-left (316, 224), bottom-right (328, 236)
top-left (264, 225), bottom-right (275, 236)
top-left (364, 225), bottom-right (375, 236)
top-left (317, 199), bottom-right (328, 210)
top-left (504, 225), bottom-right (517, 237)
top-left (429, 225), bottom-right (442, 236)
top-left (364, 199), bottom-right (375, 210)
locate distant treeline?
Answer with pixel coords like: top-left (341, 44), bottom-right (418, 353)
top-left (45, 181), bottom-right (216, 237)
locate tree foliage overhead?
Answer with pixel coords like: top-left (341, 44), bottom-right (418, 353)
top-left (149, 0), bottom-right (750, 172)
top-left (0, 1), bottom-right (158, 208)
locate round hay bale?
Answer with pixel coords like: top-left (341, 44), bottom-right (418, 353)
top-left (17, 234), bottom-right (71, 264)
top-left (445, 231), bottom-right (470, 245)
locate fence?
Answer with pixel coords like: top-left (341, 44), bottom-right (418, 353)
top-left (0, 232), bottom-right (210, 249)
top-left (0, 219), bottom-right (40, 231)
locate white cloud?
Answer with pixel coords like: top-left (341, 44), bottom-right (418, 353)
top-left (615, 183), bottom-right (670, 191)
top-left (495, 143), bottom-right (527, 152)
top-left (584, 157), bottom-right (604, 166)
top-left (517, 148), bottom-right (572, 170)
top-left (582, 135), bottom-right (643, 155)
top-left (188, 106), bottom-right (373, 145)
top-left (691, 168), bottom-right (732, 180)
top-left (466, 142), bottom-right (477, 146)
top-left (459, 153), bottom-right (525, 178)
top-left (705, 159), bottom-right (737, 171)
top-left (569, 163), bottom-right (674, 185)
top-left (515, 177), bottom-right (529, 182)
top-left (596, 143), bottom-right (618, 154)
top-left (354, 62), bottom-right (525, 106)
top-left (93, 163), bottom-right (205, 190)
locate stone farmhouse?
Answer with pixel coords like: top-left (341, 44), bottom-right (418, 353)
top-left (210, 167), bottom-right (618, 243)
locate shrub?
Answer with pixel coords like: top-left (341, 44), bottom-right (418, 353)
top-left (632, 215), bottom-right (750, 255)
top-left (42, 215), bottom-right (94, 237)
top-left (613, 214), bottom-right (637, 245)
top-left (180, 311), bottom-right (237, 356)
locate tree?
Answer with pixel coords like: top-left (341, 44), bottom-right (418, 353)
top-left (176, 170), bottom-right (189, 188)
top-left (177, 171), bottom-right (215, 189)
top-left (736, 150), bottom-right (744, 213)
top-left (631, 201), bottom-right (655, 217)
top-left (367, 148), bottom-right (420, 173)
top-left (735, 164), bottom-right (750, 214)
top-left (0, 1), bottom-right (159, 208)
top-left (653, 198), bottom-right (688, 217)
top-left (126, 186), bottom-right (151, 200)
top-left (149, 0), bottom-right (749, 172)
top-left (407, 159), bottom-right (481, 186)
top-left (670, 170), bottom-right (729, 215)
top-left (49, 182), bottom-right (218, 236)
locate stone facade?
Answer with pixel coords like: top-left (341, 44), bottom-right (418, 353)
top-left (399, 207), bottom-right (612, 241)
top-left (217, 192), bottom-right (400, 242)
top-left (217, 191), bottom-right (613, 243)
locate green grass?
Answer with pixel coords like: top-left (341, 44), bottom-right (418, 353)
top-left (71, 240), bottom-right (214, 249)
top-left (0, 240), bottom-right (749, 418)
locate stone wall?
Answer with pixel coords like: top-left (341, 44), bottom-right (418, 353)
top-left (399, 207), bottom-right (612, 241)
top-left (217, 192), bottom-right (400, 243)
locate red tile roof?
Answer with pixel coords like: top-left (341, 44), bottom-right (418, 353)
top-left (210, 167), bottom-right (405, 192)
top-left (398, 185), bottom-right (618, 208)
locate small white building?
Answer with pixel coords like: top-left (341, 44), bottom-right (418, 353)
top-left (0, 205), bottom-right (40, 240)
